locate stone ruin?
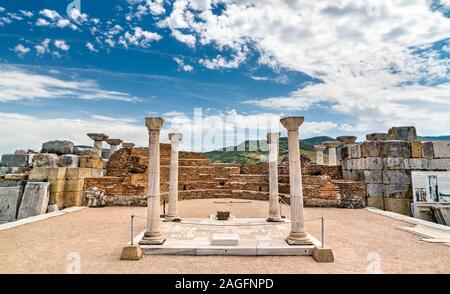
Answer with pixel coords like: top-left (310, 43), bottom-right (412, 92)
top-left (85, 144), bottom-right (366, 209)
top-left (2, 124), bottom-right (450, 225)
top-left (0, 136), bottom-right (110, 222)
top-left (337, 126), bottom-right (450, 215)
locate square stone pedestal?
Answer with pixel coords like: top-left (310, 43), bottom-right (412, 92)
top-left (132, 218), bottom-right (324, 257)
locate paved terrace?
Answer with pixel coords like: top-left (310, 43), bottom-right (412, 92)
top-left (0, 199), bottom-right (449, 274)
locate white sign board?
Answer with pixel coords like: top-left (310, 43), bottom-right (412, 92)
top-left (411, 171), bottom-right (450, 203)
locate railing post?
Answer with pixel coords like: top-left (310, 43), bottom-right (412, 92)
top-left (131, 215), bottom-right (134, 245)
top-left (321, 216), bottom-right (324, 248)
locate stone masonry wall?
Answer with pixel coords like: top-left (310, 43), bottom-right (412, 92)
top-left (339, 127), bottom-right (450, 215)
top-left (85, 144), bottom-right (365, 208)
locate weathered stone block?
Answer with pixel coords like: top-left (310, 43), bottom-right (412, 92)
top-left (422, 142), bottom-right (434, 158)
top-left (364, 170), bottom-right (383, 184)
top-left (42, 140), bottom-right (74, 155)
top-left (380, 141), bottom-right (411, 158)
top-left (366, 184), bottom-right (384, 197)
top-left (29, 167), bottom-right (67, 181)
top-left (351, 144), bottom-right (361, 159)
top-left (17, 182), bottom-right (50, 219)
top-left (383, 157), bottom-right (405, 170)
top-left (411, 141), bottom-right (422, 158)
top-left (364, 157), bottom-right (383, 170)
top-left (313, 247), bottom-right (334, 263)
top-left (360, 141), bottom-right (381, 157)
top-left (404, 158), bottom-right (430, 170)
top-left (384, 184), bottom-right (411, 198)
top-left (0, 154), bottom-right (29, 167)
top-left (366, 133), bottom-right (388, 141)
top-left (47, 204), bottom-right (59, 213)
top-left (64, 180), bottom-right (85, 192)
top-left (66, 168), bottom-right (94, 180)
top-left (384, 197), bottom-right (412, 215)
top-left (79, 156), bottom-right (103, 169)
top-left (431, 141), bottom-right (450, 158)
top-left (428, 159), bottom-right (450, 170)
top-left (57, 154), bottom-right (80, 168)
top-left (0, 186), bottom-right (22, 222)
top-left (64, 191), bottom-right (84, 207)
top-left (387, 126), bottom-right (417, 141)
top-left (367, 196), bottom-right (384, 209)
top-left (31, 153), bottom-right (59, 168)
top-left (383, 170), bottom-right (410, 185)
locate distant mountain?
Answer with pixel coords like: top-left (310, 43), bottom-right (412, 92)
top-left (205, 136), bottom-right (335, 164)
top-left (418, 136), bottom-right (450, 141)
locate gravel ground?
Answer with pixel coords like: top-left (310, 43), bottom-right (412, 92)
top-left (0, 199), bottom-right (449, 274)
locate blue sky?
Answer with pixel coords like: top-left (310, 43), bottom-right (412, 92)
top-left (0, 0), bottom-right (449, 153)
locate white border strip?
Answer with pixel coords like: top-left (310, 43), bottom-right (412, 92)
top-left (366, 207), bottom-right (450, 232)
top-left (0, 207), bottom-right (87, 231)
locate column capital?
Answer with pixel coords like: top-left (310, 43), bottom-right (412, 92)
top-left (313, 144), bottom-right (326, 151)
top-left (106, 138), bottom-right (123, 146)
top-left (169, 133), bottom-right (183, 143)
top-left (336, 136), bottom-right (357, 144)
top-left (267, 132), bottom-right (280, 144)
top-left (145, 117), bottom-right (164, 131)
top-left (87, 133), bottom-right (109, 141)
top-left (324, 141), bottom-right (339, 148)
top-left (280, 116), bottom-right (304, 131)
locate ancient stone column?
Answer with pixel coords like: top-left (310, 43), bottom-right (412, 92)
top-left (337, 136), bottom-right (357, 159)
top-left (266, 132), bottom-right (283, 222)
top-left (87, 133), bottom-right (109, 157)
top-left (139, 117), bottom-right (166, 245)
top-left (165, 133), bottom-right (182, 222)
top-left (280, 116), bottom-right (312, 245)
top-left (313, 145), bottom-right (326, 165)
top-left (324, 141), bottom-right (339, 166)
top-left (106, 139), bottom-right (123, 157)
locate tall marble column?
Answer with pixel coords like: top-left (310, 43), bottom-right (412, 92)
top-left (280, 116), bottom-right (312, 245)
top-left (314, 145), bottom-right (326, 165)
top-left (87, 133), bottom-right (109, 157)
top-left (337, 136), bottom-right (357, 159)
top-left (106, 139), bottom-right (123, 157)
top-left (139, 117), bottom-right (166, 245)
top-left (324, 141), bottom-right (339, 166)
top-left (165, 133), bottom-right (182, 222)
top-left (266, 132), bottom-right (283, 222)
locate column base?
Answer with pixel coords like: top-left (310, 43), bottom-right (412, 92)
top-left (286, 232), bottom-right (314, 245)
top-left (139, 232), bottom-right (166, 245)
top-left (163, 216), bottom-right (181, 222)
top-left (266, 217), bottom-right (284, 222)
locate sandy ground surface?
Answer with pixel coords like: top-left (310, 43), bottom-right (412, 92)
top-left (0, 199), bottom-right (449, 274)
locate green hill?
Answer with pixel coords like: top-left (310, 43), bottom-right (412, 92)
top-left (205, 136), bottom-right (335, 164)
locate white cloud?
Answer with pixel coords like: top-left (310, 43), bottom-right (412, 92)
top-left (119, 27), bottom-right (162, 48)
top-left (86, 42), bottom-right (98, 52)
top-left (0, 112), bottom-right (147, 155)
top-left (36, 18), bottom-right (50, 27)
top-left (0, 66), bottom-right (137, 103)
top-left (13, 44), bottom-right (30, 55)
top-left (0, 7), bottom-right (5, 13)
top-left (162, 0), bottom-right (450, 136)
top-left (54, 40), bottom-right (70, 51)
top-left (34, 39), bottom-right (51, 55)
top-left (56, 19), bottom-right (77, 30)
top-left (173, 57), bottom-right (194, 72)
top-left (69, 9), bottom-right (88, 23)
